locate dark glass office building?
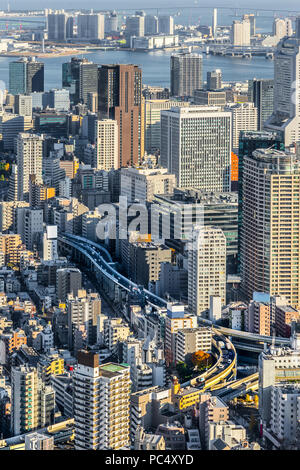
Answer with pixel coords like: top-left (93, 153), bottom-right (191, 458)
top-left (248, 78), bottom-right (274, 130)
top-left (9, 58), bottom-right (44, 95)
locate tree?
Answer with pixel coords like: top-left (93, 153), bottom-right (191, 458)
top-left (191, 351), bottom-right (212, 370)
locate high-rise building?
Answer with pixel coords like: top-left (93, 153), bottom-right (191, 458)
top-left (43, 225), bottom-right (58, 261)
top-left (120, 167), bottom-right (176, 203)
top-left (47, 12), bottom-right (68, 41)
top-left (73, 351), bottom-right (131, 450)
top-left (248, 79), bottom-right (274, 130)
top-left (125, 15), bottom-right (145, 45)
top-left (9, 58), bottom-right (44, 95)
top-left (79, 61), bottom-right (98, 105)
top-left (188, 226), bottom-right (226, 316)
top-left (231, 19), bottom-right (251, 46)
top-left (158, 16), bottom-right (174, 35)
top-left (245, 298), bottom-right (271, 336)
top-left (243, 14), bottom-right (256, 36)
top-left (17, 133), bottom-right (43, 201)
top-left (67, 291), bottom-right (101, 350)
top-left (224, 102), bottom-right (258, 152)
top-left (94, 119), bottom-right (118, 171)
top-left (161, 106), bottom-right (231, 191)
top-left (105, 12), bottom-right (119, 34)
top-left (212, 9), bottom-right (217, 37)
top-left (56, 267), bottom-right (82, 303)
top-left (77, 14), bottom-right (105, 40)
top-left (165, 304), bottom-right (197, 365)
top-left (207, 69), bottom-right (222, 90)
top-left (98, 64), bottom-right (142, 167)
top-left (170, 53), bottom-right (203, 97)
top-left (265, 34), bottom-right (300, 145)
top-left (144, 15), bottom-right (158, 35)
top-left (15, 94), bottom-right (32, 117)
top-left (273, 18), bottom-right (293, 41)
top-left (0, 113), bottom-right (33, 150)
top-left (240, 149), bottom-right (300, 308)
top-left (11, 366), bottom-right (55, 436)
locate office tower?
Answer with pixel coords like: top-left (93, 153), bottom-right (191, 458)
top-left (161, 106), bottom-right (231, 191)
top-left (25, 433), bottom-right (54, 450)
top-left (105, 12), bottom-right (118, 34)
top-left (79, 61), bottom-right (98, 105)
top-left (264, 34), bottom-right (300, 146)
top-left (15, 94), bottom-right (32, 117)
top-left (9, 58), bottom-right (44, 95)
top-left (212, 9), bottom-right (217, 37)
top-left (248, 79), bottom-right (274, 130)
top-left (56, 267), bottom-right (82, 303)
top-left (170, 53), bottom-right (203, 97)
top-left (43, 225), bottom-right (58, 261)
top-left (273, 18), bottom-right (293, 40)
top-left (94, 119), bottom-right (118, 171)
top-left (47, 89), bottom-right (70, 112)
top-left (207, 69), bottom-right (222, 90)
top-left (224, 102), bottom-right (258, 152)
top-left (240, 149), bottom-right (300, 309)
top-left (26, 58), bottom-right (44, 94)
top-left (47, 12), bottom-right (68, 41)
top-left (188, 226), bottom-right (226, 316)
top-left (62, 57), bottom-right (82, 105)
top-left (0, 113), bottom-right (33, 150)
top-left (193, 90), bottom-right (226, 107)
top-left (231, 19), bottom-right (250, 46)
top-left (120, 167), bottom-right (176, 203)
top-left (145, 15), bottom-right (158, 35)
top-left (87, 92), bottom-right (98, 113)
top-left (144, 99), bottom-right (189, 152)
top-left (67, 291), bottom-right (101, 350)
top-left (73, 351), bottom-right (131, 450)
top-left (158, 16), bottom-right (174, 35)
top-left (98, 64), bottom-right (142, 167)
top-left (237, 131), bottom-right (284, 252)
top-left (77, 14), bottom-right (105, 40)
top-left (11, 366), bottom-right (55, 436)
top-left (17, 133), bottom-right (43, 201)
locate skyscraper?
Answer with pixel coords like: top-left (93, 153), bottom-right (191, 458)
top-left (94, 119), bottom-right (118, 171)
top-left (224, 102), bottom-right (258, 153)
top-left (231, 19), bottom-right (251, 46)
top-left (47, 12), bottom-right (68, 41)
top-left (248, 78), bottom-right (274, 130)
top-left (265, 34), bottom-right (300, 145)
top-left (98, 64), bottom-right (142, 167)
top-left (9, 58), bottom-right (44, 95)
top-left (170, 53), bottom-right (203, 97)
top-left (73, 351), bottom-right (131, 450)
top-left (188, 226), bottom-right (226, 316)
top-left (17, 133), bottom-right (43, 201)
top-left (62, 57), bottom-right (97, 106)
top-left (144, 15), bottom-right (158, 35)
top-left (158, 16), bottom-right (174, 35)
top-left (212, 9), bottom-right (217, 37)
top-left (240, 149), bottom-right (300, 309)
top-left (77, 14), bottom-right (105, 40)
top-left (207, 69), bottom-right (222, 91)
top-left (161, 106), bottom-right (231, 191)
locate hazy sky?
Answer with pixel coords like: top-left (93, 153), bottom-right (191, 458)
top-left (5, 0), bottom-right (300, 11)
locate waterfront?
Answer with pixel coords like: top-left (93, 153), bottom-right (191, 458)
top-left (0, 48), bottom-right (274, 90)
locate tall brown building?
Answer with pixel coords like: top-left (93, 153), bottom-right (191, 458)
top-left (98, 64), bottom-right (142, 168)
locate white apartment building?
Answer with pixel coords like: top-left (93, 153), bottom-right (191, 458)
top-left (73, 351), bottom-right (131, 450)
top-left (273, 18), bottom-right (293, 41)
top-left (160, 106), bottom-right (231, 191)
top-left (231, 19), bottom-right (251, 46)
top-left (17, 133), bottom-right (43, 201)
top-left (94, 119), bottom-right (118, 171)
top-left (175, 327), bottom-right (212, 362)
top-left (188, 226), bottom-right (226, 316)
top-left (269, 384), bottom-right (300, 447)
top-left (77, 14), bottom-right (105, 40)
top-left (43, 225), bottom-right (58, 261)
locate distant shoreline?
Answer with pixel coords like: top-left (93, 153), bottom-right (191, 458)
top-left (0, 50), bottom-right (93, 58)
